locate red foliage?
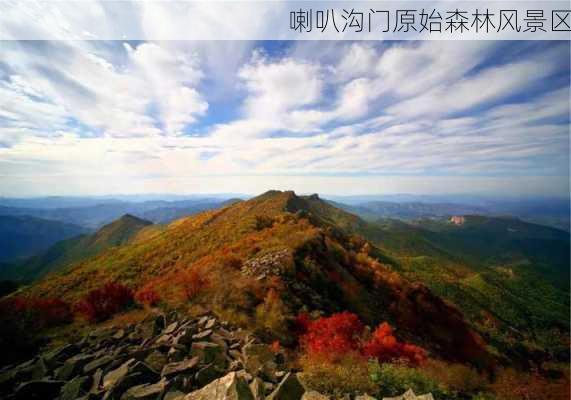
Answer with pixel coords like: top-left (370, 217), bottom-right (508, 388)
top-left (0, 296), bottom-right (72, 329)
top-left (135, 287), bottom-right (160, 307)
top-left (300, 311), bottom-right (364, 360)
top-left (76, 282), bottom-right (134, 322)
top-left (270, 340), bottom-right (281, 354)
top-left (293, 312), bottom-right (312, 336)
top-left (363, 322), bottom-right (426, 366)
top-left (297, 312), bottom-right (426, 366)
top-left (34, 298), bottom-right (73, 328)
top-left (179, 269), bottom-right (209, 301)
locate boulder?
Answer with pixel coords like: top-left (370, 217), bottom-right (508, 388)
top-left (167, 347), bottom-right (186, 363)
top-left (190, 342), bottom-right (225, 368)
top-left (161, 357), bottom-right (200, 379)
top-left (164, 322), bottom-right (179, 335)
top-left (194, 363), bottom-right (223, 387)
top-left (382, 390), bottom-right (434, 400)
top-left (192, 330), bottom-right (212, 340)
top-left (355, 395), bottom-right (376, 400)
top-left (183, 372), bottom-right (254, 400)
top-left (103, 359), bottom-right (157, 392)
top-left (84, 355), bottom-right (115, 374)
top-left (120, 378), bottom-right (168, 400)
top-left (144, 351), bottom-right (168, 374)
top-left (164, 390), bottom-right (185, 400)
top-left (266, 373), bottom-right (305, 400)
top-left (60, 375), bottom-right (92, 400)
top-left (55, 354), bottom-right (96, 380)
top-left (250, 377), bottom-right (265, 400)
top-left (43, 344), bottom-right (80, 367)
top-left (30, 358), bottom-right (49, 380)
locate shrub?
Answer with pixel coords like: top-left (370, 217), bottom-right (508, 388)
top-left (135, 286), bottom-right (161, 307)
top-left (490, 368), bottom-right (570, 400)
top-left (255, 288), bottom-right (289, 339)
top-left (300, 311), bottom-right (364, 361)
top-left (422, 359), bottom-right (488, 394)
top-left (76, 282), bottom-right (134, 322)
top-left (369, 361), bottom-right (449, 398)
top-left (0, 296), bottom-right (72, 366)
top-left (33, 298), bottom-right (73, 328)
top-left (293, 312), bottom-right (312, 336)
top-left (0, 296), bottom-right (72, 329)
top-left (179, 269), bottom-right (208, 301)
top-left (299, 352), bottom-right (376, 395)
top-left (298, 312), bottom-right (427, 366)
top-left (363, 322), bottom-right (427, 366)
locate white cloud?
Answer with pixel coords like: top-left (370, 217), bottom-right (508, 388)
top-left (0, 39), bottom-right (568, 197)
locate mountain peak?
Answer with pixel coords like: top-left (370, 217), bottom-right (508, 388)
top-left (117, 213), bottom-right (152, 225)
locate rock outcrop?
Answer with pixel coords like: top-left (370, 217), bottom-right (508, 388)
top-left (0, 312), bottom-right (308, 400)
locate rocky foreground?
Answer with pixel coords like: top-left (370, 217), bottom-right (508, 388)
top-left (0, 312), bottom-right (432, 400)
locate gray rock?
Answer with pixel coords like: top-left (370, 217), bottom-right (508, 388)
top-left (164, 322), bottom-right (179, 335)
top-left (250, 377), bottom-right (265, 400)
top-left (113, 329), bottom-right (126, 340)
top-left (192, 330), bottom-right (212, 340)
top-left (91, 368), bottom-right (104, 392)
top-left (144, 351), bottom-right (168, 374)
top-left (103, 359), bottom-right (157, 392)
top-left (164, 390), bottom-right (185, 400)
top-left (103, 372), bottom-right (148, 400)
top-left (190, 342), bottom-right (225, 368)
top-left (382, 389), bottom-right (433, 400)
top-left (55, 354), bottom-right (96, 380)
top-left (161, 357), bottom-right (200, 379)
top-left (183, 372), bottom-right (254, 400)
top-left (103, 360), bottom-right (136, 391)
top-left (194, 364), bottom-right (223, 387)
top-left (174, 328), bottom-right (195, 346)
top-left (30, 358), bottom-right (49, 380)
top-left (84, 355), bottom-right (115, 374)
top-left (167, 347), bottom-right (186, 363)
top-left (266, 373), bottom-right (305, 400)
top-left (14, 379), bottom-right (65, 399)
top-left (204, 318), bottom-right (216, 330)
top-left (60, 375), bottom-right (92, 400)
top-left (43, 344), bottom-right (80, 367)
top-left (120, 378), bottom-right (168, 400)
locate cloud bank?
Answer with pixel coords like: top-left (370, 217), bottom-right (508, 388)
top-left (0, 39), bottom-right (569, 196)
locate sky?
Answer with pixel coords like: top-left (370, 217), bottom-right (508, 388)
top-left (0, 40), bottom-right (569, 197)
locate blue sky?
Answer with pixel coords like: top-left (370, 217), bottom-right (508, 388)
top-left (0, 40), bottom-right (569, 197)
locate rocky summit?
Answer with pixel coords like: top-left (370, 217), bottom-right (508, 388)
top-left (0, 310), bottom-right (433, 400)
top-left (0, 312), bottom-right (292, 400)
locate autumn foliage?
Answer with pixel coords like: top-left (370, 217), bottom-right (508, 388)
top-left (298, 312), bottom-right (426, 366)
top-left (135, 286), bottom-right (161, 307)
top-left (0, 296), bottom-right (72, 329)
top-left (363, 322), bottom-right (426, 366)
top-left (179, 269), bottom-right (209, 301)
top-left (300, 311), bottom-right (364, 360)
top-left (76, 282), bottom-right (134, 322)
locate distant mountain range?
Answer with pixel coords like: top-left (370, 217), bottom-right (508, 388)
top-left (0, 214), bottom-right (154, 282)
top-left (0, 198), bottom-right (234, 229)
top-left (0, 215), bottom-right (87, 263)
